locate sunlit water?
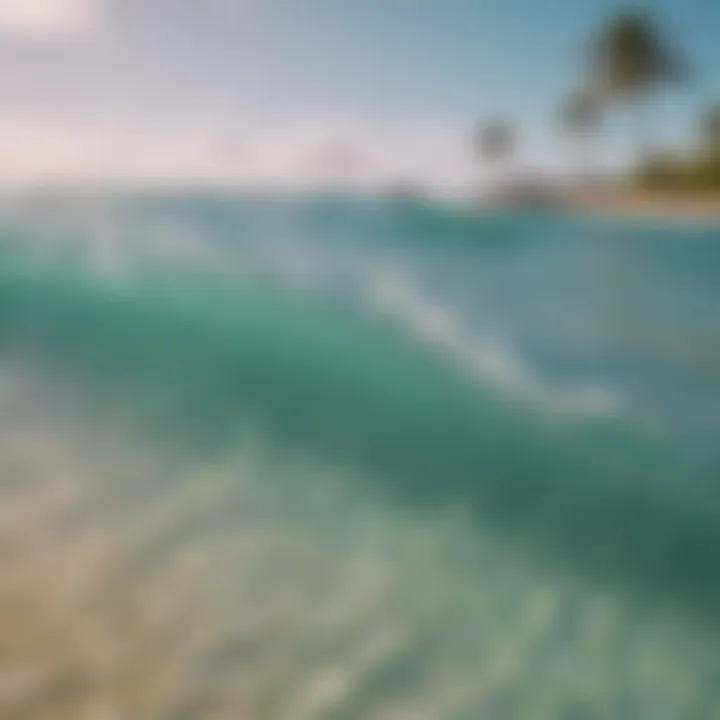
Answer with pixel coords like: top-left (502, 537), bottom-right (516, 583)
top-left (0, 191), bottom-right (719, 719)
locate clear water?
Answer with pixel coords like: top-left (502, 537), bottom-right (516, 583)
top-left (0, 190), bottom-right (718, 719)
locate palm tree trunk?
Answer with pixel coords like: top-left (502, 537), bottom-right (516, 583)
top-left (633, 92), bottom-right (650, 170)
top-left (581, 133), bottom-right (594, 186)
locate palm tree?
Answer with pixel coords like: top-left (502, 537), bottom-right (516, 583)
top-left (589, 9), bottom-right (686, 163)
top-left (699, 105), bottom-right (720, 157)
top-left (696, 104), bottom-right (720, 190)
top-left (559, 89), bottom-right (601, 181)
top-left (474, 120), bottom-right (515, 190)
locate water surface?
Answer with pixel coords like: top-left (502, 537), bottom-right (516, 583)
top-left (0, 191), bottom-right (718, 719)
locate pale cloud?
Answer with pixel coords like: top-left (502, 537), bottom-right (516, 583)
top-left (0, 115), bottom-right (479, 194)
top-left (0, 0), bottom-right (102, 37)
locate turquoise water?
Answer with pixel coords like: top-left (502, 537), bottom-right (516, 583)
top-left (0, 191), bottom-right (718, 718)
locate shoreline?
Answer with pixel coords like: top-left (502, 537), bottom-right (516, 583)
top-left (470, 182), bottom-right (720, 225)
top-left (559, 187), bottom-right (720, 224)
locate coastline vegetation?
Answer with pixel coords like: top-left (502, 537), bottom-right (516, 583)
top-left (478, 7), bottom-right (720, 200)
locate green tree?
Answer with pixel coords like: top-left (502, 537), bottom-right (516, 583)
top-left (559, 89), bottom-right (601, 180)
top-left (695, 105), bottom-right (720, 190)
top-left (699, 105), bottom-right (720, 157)
top-left (589, 9), bottom-right (686, 163)
top-left (474, 120), bottom-right (515, 188)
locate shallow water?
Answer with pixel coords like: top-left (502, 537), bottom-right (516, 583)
top-left (0, 191), bottom-right (719, 719)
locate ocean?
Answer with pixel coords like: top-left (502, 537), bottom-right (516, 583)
top-left (0, 189), bottom-right (718, 719)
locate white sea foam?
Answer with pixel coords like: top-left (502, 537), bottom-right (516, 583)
top-left (0, 191), bottom-right (621, 419)
top-left (363, 264), bottom-right (622, 418)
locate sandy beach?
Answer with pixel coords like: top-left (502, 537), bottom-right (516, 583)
top-left (563, 186), bottom-right (720, 223)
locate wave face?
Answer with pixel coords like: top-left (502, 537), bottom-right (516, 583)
top-left (0, 190), bottom-right (719, 719)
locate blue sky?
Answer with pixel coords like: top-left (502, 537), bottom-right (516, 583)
top-left (0, 0), bottom-right (717, 187)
